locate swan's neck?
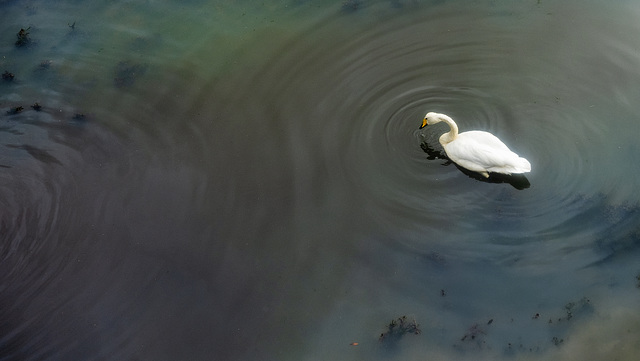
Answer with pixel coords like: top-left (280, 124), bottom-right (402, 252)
top-left (438, 114), bottom-right (458, 145)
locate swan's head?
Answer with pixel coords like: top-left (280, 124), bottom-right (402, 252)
top-left (420, 112), bottom-right (444, 129)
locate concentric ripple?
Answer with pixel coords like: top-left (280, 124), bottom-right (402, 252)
top-left (209, 3), bottom-right (640, 266)
top-left (0, 106), bottom-right (135, 358)
top-left (3, 1), bottom-right (640, 360)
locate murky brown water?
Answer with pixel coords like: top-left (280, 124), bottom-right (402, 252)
top-left (2, 1), bottom-right (640, 360)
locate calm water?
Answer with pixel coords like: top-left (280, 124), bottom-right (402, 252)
top-left (2, 1), bottom-right (640, 360)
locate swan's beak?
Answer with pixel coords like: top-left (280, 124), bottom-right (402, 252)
top-left (420, 118), bottom-right (427, 129)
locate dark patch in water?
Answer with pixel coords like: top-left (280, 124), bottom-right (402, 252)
top-left (422, 251), bottom-right (448, 272)
top-left (114, 61), bottom-right (148, 88)
top-left (453, 320), bottom-right (494, 354)
top-left (72, 113), bottom-right (86, 121)
top-left (342, 0), bottom-right (363, 12)
top-left (474, 296), bottom-right (594, 355)
top-left (389, 0), bottom-right (420, 8)
top-left (15, 27), bottom-right (32, 47)
top-left (6, 106), bottom-right (24, 115)
top-left (378, 315), bottom-right (421, 350)
top-left (2, 71), bottom-right (15, 82)
top-left (460, 322), bottom-right (487, 342)
top-left (544, 297), bottom-right (592, 350)
top-left (127, 35), bottom-right (163, 55)
top-left (591, 199), bottom-right (640, 263)
top-left (551, 336), bottom-right (563, 346)
top-left (562, 297), bottom-right (592, 321)
top-left (39, 60), bottom-right (53, 69)
top-left (5, 144), bottom-right (62, 165)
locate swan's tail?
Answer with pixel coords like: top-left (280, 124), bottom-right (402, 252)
top-left (513, 157), bottom-right (531, 173)
top-left (489, 157), bottom-right (531, 175)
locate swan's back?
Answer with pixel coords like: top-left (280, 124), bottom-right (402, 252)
top-left (443, 130), bottom-right (531, 175)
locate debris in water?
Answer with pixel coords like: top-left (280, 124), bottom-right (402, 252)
top-left (31, 103), bottom-right (42, 111)
top-left (6, 106), bottom-right (24, 115)
top-left (2, 71), bottom-right (15, 81)
top-left (39, 60), bottom-right (52, 69)
top-left (15, 27), bottom-right (32, 47)
top-left (564, 297), bottom-right (591, 321)
top-left (379, 316), bottom-right (421, 343)
top-left (460, 323), bottom-right (486, 342)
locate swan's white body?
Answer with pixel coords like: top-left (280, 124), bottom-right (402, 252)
top-left (421, 112), bottom-right (531, 178)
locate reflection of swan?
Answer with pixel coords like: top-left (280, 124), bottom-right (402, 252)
top-left (420, 112), bottom-right (531, 178)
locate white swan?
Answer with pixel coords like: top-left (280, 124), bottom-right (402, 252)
top-left (420, 112), bottom-right (531, 178)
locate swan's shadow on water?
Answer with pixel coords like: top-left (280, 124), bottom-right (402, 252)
top-left (420, 142), bottom-right (530, 190)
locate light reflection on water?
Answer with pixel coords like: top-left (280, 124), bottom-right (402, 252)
top-left (1, 1), bottom-right (640, 360)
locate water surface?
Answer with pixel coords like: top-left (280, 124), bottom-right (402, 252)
top-left (2, 1), bottom-right (640, 360)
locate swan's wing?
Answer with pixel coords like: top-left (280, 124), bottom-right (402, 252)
top-left (444, 131), bottom-right (530, 173)
top-left (457, 131), bottom-right (512, 152)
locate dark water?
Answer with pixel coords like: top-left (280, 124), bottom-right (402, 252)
top-left (2, 1), bottom-right (640, 360)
